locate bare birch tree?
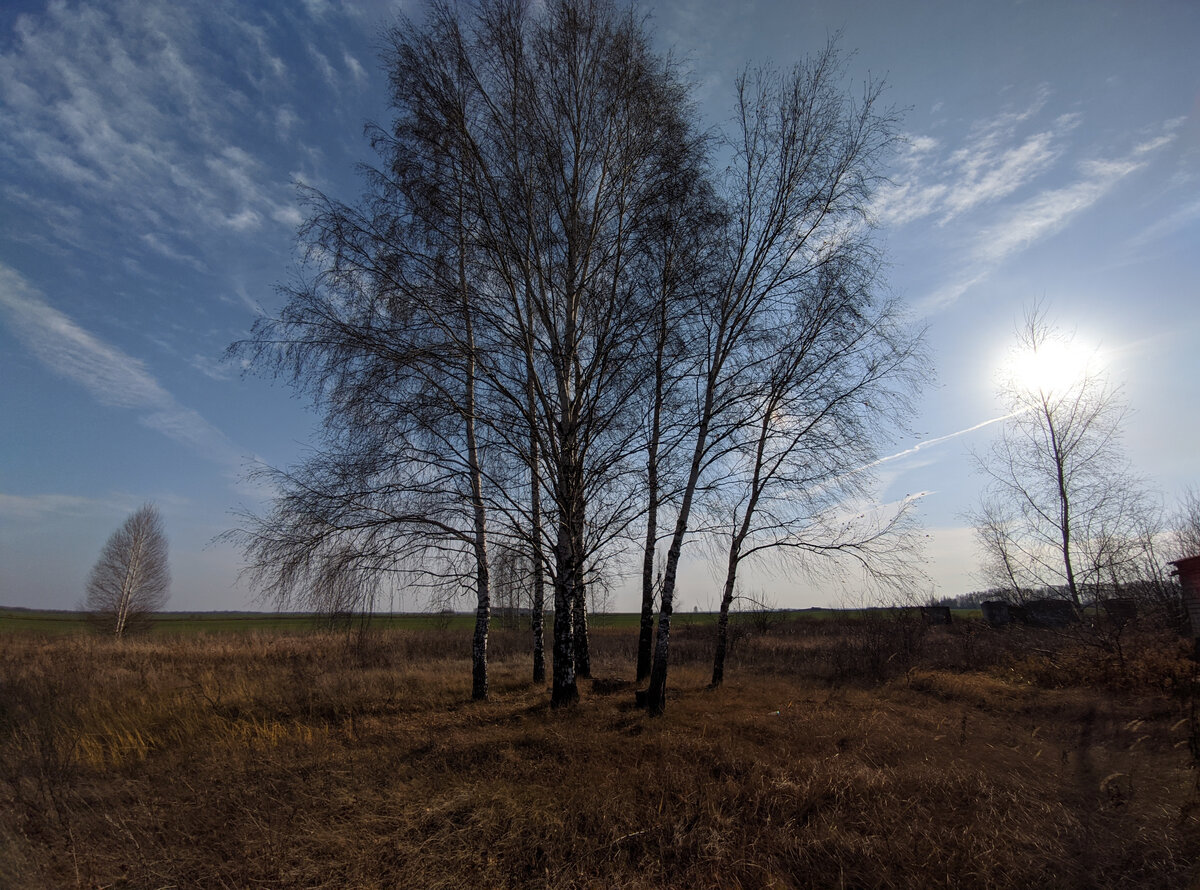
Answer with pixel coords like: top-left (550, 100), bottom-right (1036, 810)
top-left (708, 276), bottom-right (925, 687)
top-left (1172, 486), bottom-right (1200, 561)
top-left (632, 128), bottom-right (721, 683)
top-left (84, 504), bottom-right (170, 638)
top-left (971, 306), bottom-right (1144, 607)
top-left (403, 0), bottom-right (707, 707)
top-left (230, 63), bottom-right (501, 698)
top-left (644, 47), bottom-right (905, 714)
top-left (230, 2), bottom-right (922, 713)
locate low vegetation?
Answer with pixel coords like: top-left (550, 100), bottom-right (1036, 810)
top-left (2, 615), bottom-right (1197, 888)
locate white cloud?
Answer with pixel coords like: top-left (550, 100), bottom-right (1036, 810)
top-left (272, 204), bottom-right (304, 227)
top-left (303, 0), bottom-right (334, 17)
top-left (875, 89), bottom-right (1073, 229)
top-left (0, 264), bottom-right (246, 470)
top-left (917, 273), bottom-right (987, 315)
top-left (904, 101), bottom-right (1181, 313)
top-left (344, 51), bottom-right (368, 86)
top-left (308, 44), bottom-right (339, 88)
top-left (276, 105), bottom-right (300, 137)
top-left (872, 181), bottom-right (948, 227)
top-left (189, 351), bottom-right (237, 381)
top-left (0, 493), bottom-right (107, 521)
top-left (227, 208), bottom-right (264, 232)
top-left (971, 153), bottom-right (1151, 268)
top-left (0, 0), bottom-right (307, 263)
top-left (940, 128), bottom-right (1063, 219)
top-left (139, 233), bottom-right (207, 271)
top-left (907, 135), bottom-right (939, 155)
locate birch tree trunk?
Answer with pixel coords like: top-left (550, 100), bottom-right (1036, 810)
top-left (636, 299), bottom-right (667, 683)
top-left (460, 233), bottom-right (491, 701)
top-left (573, 577), bottom-right (591, 679)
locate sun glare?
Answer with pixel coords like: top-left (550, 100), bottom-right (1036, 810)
top-left (1006, 337), bottom-right (1093, 397)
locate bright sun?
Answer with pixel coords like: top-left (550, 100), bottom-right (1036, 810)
top-left (1006, 337), bottom-right (1093, 397)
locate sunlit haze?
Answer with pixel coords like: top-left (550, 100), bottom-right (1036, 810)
top-left (2, 0), bottom-right (1197, 611)
top-left (1004, 334), bottom-right (1098, 399)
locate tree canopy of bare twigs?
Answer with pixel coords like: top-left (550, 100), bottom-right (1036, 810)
top-left (231, 0), bottom-right (711, 706)
top-left (1172, 487), bottom-right (1200, 561)
top-left (642, 49), bottom-right (922, 711)
top-left (84, 503), bottom-right (170, 638)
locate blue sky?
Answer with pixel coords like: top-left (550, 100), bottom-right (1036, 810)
top-left (2, 0), bottom-right (1197, 612)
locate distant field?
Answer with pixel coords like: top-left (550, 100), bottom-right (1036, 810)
top-left (0, 608), bottom-right (477, 635)
top-left (0, 605), bottom-right (982, 636)
top-left (0, 608), bottom-right (721, 636)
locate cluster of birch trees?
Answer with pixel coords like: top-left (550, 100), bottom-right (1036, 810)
top-left (232, 0), bottom-right (925, 713)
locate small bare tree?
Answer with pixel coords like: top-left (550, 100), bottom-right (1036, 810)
top-left (707, 271), bottom-right (926, 688)
top-left (84, 504), bottom-right (170, 638)
top-left (971, 305), bottom-right (1146, 607)
top-left (1172, 486), bottom-right (1200, 560)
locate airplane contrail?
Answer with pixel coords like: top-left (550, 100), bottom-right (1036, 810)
top-left (865, 410), bottom-right (1024, 470)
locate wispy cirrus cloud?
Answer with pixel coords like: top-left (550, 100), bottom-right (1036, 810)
top-left (916, 125), bottom-right (1180, 313)
top-left (874, 87), bottom-right (1075, 229)
top-left (0, 1), bottom-right (325, 264)
top-left (879, 85), bottom-right (1183, 314)
top-left (0, 493), bottom-right (107, 522)
top-left (0, 264), bottom-right (245, 470)
top-left (971, 157), bottom-right (1145, 267)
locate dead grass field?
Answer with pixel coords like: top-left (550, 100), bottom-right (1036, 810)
top-left (2, 618), bottom-right (1198, 888)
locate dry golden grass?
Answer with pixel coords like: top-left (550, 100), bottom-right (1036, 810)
top-left (1, 621), bottom-right (1198, 888)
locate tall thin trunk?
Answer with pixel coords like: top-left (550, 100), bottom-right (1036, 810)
top-left (637, 294), bottom-right (667, 683)
top-left (1045, 400), bottom-right (1080, 607)
top-left (645, 540), bottom-right (677, 716)
top-left (711, 553), bottom-right (738, 688)
top-left (460, 213), bottom-right (490, 702)
top-left (551, 206), bottom-right (583, 707)
top-left (530, 481), bottom-right (547, 686)
top-left (551, 422), bottom-right (584, 705)
top-left (646, 377), bottom-right (715, 715)
top-left (645, 312), bottom-right (728, 714)
top-left (465, 401), bottom-right (490, 701)
top-left (712, 401), bottom-right (771, 687)
top-left (573, 576), bottom-right (591, 679)
top-left (636, 494), bottom-right (657, 683)
top-left (526, 303), bottom-right (547, 685)
top-left (549, 339), bottom-right (580, 707)
top-left (114, 532), bottom-right (145, 639)
top-left (551, 508), bottom-right (579, 707)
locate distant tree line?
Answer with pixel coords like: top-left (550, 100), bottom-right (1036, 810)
top-left (230, 0), bottom-right (925, 713)
top-left (933, 579), bottom-right (1184, 614)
